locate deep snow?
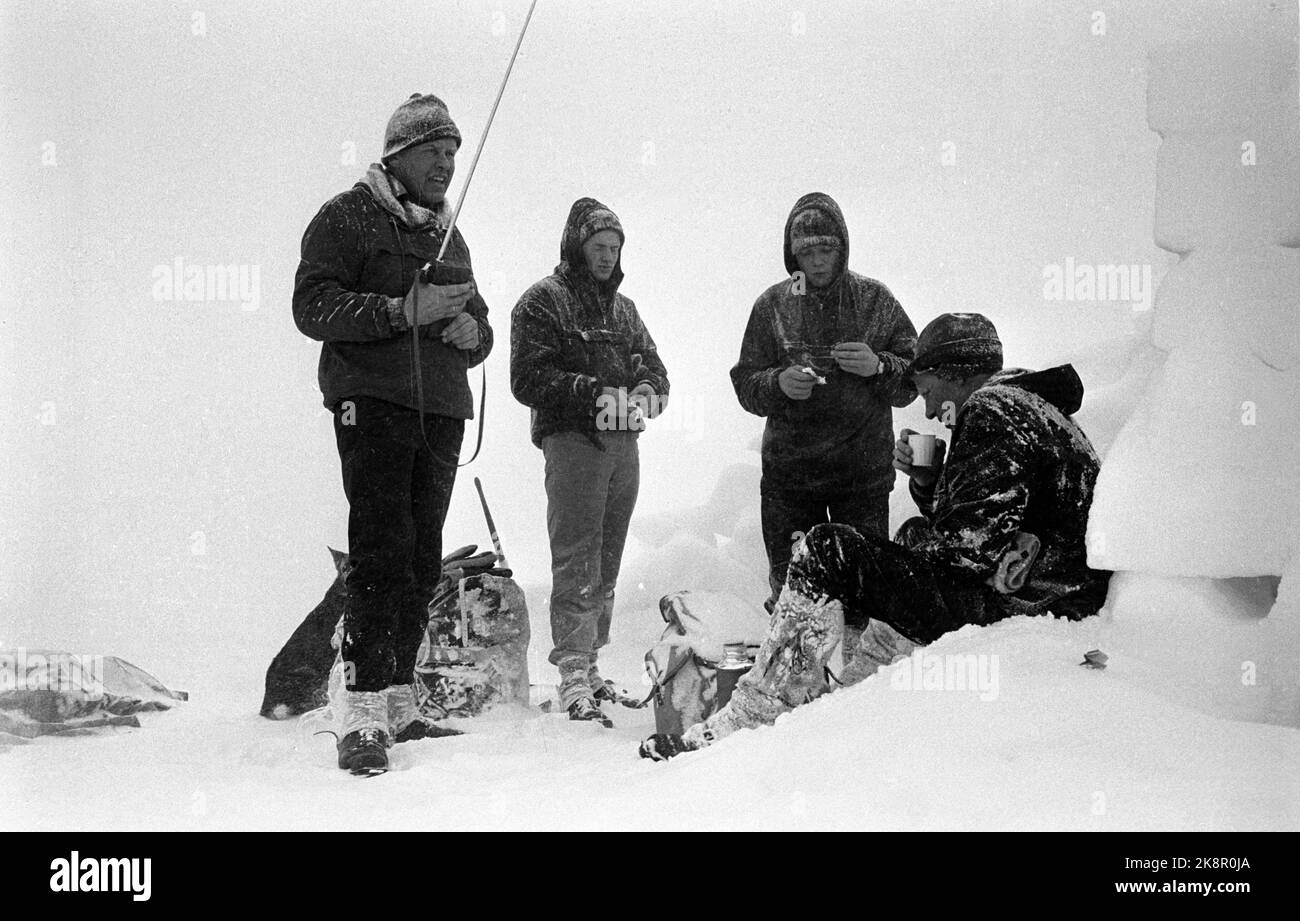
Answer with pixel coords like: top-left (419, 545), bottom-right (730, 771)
top-left (4, 603), bottom-right (1296, 831)
top-left (4, 425), bottom-right (1297, 831)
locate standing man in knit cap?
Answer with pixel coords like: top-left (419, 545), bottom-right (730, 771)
top-left (642, 313), bottom-right (1112, 760)
top-left (294, 93), bottom-right (493, 774)
top-left (511, 198), bottom-right (670, 725)
top-left (731, 192), bottom-right (919, 611)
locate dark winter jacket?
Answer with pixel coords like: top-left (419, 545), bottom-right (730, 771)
top-left (731, 193), bottom-right (918, 496)
top-left (910, 365), bottom-right (1111, 620)
top-left (293, 184), bottom-right (492, 416)
top-left (510, 198), bottom-right (670, 447)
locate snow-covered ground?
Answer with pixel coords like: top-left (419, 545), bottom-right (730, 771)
top-left (4, 441), bottom-right (1297, 831)
top-left (4, 601), bottom-right (1296, 831)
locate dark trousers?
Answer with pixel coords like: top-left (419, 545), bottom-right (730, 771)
top-left (790, 519), bottom-right (997, 646)
top-left (333, 395), bottom-right (463, 692)
top-left (760, 487), bottom-right (889, 607)
top-left (542, 431), bottom-right (640, 669)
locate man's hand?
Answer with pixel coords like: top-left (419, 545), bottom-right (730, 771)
top-left (403, 279), bottom-right (475, 327)
top-left (831, 341), bottom-right (880, 377)
top-left (639, 733), bottom-right (691, 761)
top-left (629, 383), bottom-right (664, 419)
top-left (778, 365), bottom-right (818, 400)
top-left (892, 428), bottom-right (947, 487)
top-left (439, 312), bottom-right (480, 350)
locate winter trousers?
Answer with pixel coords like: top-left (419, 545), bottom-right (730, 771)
top-left (759, 485), bottom-right (889, 608)
top-left (683, 519), bottom-right (996, 748)
top-left (542, 430), bottom-right (639, 702)
top-left (334, 395), bottom-right (463, 693)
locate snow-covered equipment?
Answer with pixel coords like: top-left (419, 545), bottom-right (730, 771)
top-left (411, 477), bottom-right (530, 718)
top-left (263, 542), bottom-right (522, 722)
top-left (0, 649), bottom-right (186, 744)
top-left (643, 591), bottom-right (769, 736)
top-left (414, 570), bottom-right (531, 719)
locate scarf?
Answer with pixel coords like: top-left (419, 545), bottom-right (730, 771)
top-left (361, 163), bottom-right (450, 232)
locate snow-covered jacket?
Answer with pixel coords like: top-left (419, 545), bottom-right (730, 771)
top-left (293, 183), bottom-right (492, 416)
top-left (731, 193), bottom-right (918, 495)
top-left (910, 365), bottom-right (1111, 620)
top-left (510, 198), bottom-right (669, 447)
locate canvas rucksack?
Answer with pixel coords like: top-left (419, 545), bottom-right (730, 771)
top-left (643, 590), bottom-right (769, 736)
top-left (414, 571), bottom-right (530, 719)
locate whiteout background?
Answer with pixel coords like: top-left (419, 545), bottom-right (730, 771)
top-left (2, 0), bottom-right (1296, 830)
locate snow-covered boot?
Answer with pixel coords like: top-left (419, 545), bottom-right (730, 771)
top-left (679, 583), bottom-right (843, 751)
top-left (558, 655), bottom-right (611, 726)
top-left (385, 683), bottom-right (463, 744)
top-left (557, 654), bottom-right (594, 708)
top-left (337, 690), bottom-right (389, 775)
top-left (567, 696), bottom-right (613, 727)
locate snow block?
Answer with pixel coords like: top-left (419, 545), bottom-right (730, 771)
top-left (1155, 128), bottom-right (1300, 248)
top-left (1150, 247), bottom-right (1300, 371)
top-left (1088, 337), bottom-right (1300, 578)
top-left (1147, 38), bottom-right (1298, 134)
top-left (1154, 127), bottom-right (1300, 252)
top-left (1268, 549), bottom-right (1300, 641)
top-left (1101, 571), bottom-right (1298, 728)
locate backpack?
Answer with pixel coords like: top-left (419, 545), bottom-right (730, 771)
top-left (414, 571), bottom-right (531, 719)
top-left (643, 590), bottom-right (769, 736)
top-left (269, 544), bottom-right (529, 723)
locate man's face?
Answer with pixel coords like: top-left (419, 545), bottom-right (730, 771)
top-left (913, 371), bottom-right (975, 429)
top-left (387, 138), bottom-right (458, 207)
top-left (582, 229), bottom-right (621, 281)
top-left (794, 244), bottom-right (840, 288)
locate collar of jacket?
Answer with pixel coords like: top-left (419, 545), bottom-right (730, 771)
top-left (555, 260), bottom-right (621, 315)
top-left (360, 162), bottom-right (450, 232)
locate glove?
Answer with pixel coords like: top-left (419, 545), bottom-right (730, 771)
top-left (639, 733), bottom-right (691, 761)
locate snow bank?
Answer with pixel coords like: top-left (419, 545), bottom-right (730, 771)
top-left (4, 610), bottom-right (1296, 831)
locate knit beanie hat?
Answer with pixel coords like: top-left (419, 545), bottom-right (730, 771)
top-left (578, 207), bottom-right (624, 246)
top-left (382, 93), bottom-right (462, 161)
top-left (789, 208), bottom-right (844, 255)
top-left (911, 313), bottom-right (1004, 378)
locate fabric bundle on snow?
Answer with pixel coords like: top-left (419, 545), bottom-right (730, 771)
top-left (0, 650), bottom-right (186, 745)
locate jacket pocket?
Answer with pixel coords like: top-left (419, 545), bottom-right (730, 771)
top-left (561, 327), bottom-right (633, 382)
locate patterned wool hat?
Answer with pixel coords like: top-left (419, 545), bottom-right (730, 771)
top-left (789, 208), bottom-right (844, 255)
top-left (382, 93), bottom-right (462, 161)
top-left (911, 313), bottom-right (1004, 377)
top-left (577, 207), bottom-right (624, 246)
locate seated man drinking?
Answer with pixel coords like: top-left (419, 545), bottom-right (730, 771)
top-left (641, 312), bottom-right (1111, 760)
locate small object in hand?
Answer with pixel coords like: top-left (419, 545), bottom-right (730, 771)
top-left (908, 432), bottom-right (937, 466)
top-left (1080, 649), bottom-right (1108, 669)
top-left (798, 366), bottom-right (827, 385)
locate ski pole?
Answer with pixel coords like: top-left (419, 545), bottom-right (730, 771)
top-left (474, 476), bottom-right (509, 571)
top-left (426, 0), bottom-right (539, 271)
